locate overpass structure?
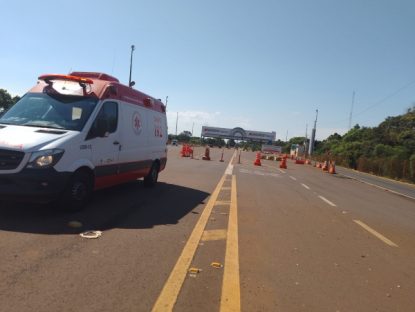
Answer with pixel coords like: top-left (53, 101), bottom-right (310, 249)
top-left (201, 126), bottom-right (276, 142)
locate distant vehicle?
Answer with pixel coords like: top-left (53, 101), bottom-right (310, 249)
top-left (0, 72), bottom-right (168, 210)
top-left (261, 144), bottom-right (282, 154)
top-left (172, 139), bottom-right (178, 146)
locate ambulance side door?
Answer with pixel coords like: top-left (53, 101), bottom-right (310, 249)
top-left (86, 101), bottom-right (120, 187)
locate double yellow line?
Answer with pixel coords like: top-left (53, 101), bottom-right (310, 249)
top-left (152, 158), bottom-right (240, 312)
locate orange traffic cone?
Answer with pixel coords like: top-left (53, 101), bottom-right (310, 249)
top-left (254, 152), bottom-right (262, 166)
top-left (202, 147), bottom-right (211, 160)
top-left (322, 160), bottom-right (329, 172)
top-left (329, 161), bottom-right (336, 174)
top-left (280, 157), bottom-right (287, 169)
top-left (180, 145), bottom-right (186, 157)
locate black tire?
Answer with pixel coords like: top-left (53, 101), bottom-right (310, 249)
top-left (144, 162), bottom-right (159, 187)
top-left (60, 170), bottom-right (93, 212)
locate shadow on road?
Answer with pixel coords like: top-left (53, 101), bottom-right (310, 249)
top-left (0, 181), bottom-right (209, 235)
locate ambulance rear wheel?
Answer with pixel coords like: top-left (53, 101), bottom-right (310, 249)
top-left (61, 170), bottom-right (93, 211)
top-left (144, 162), bottom-right (159, 187)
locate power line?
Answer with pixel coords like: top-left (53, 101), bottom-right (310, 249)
top-left (353, 79), bottom-right (415, 117)
top-left (333, 79), bottom-right (415, 125)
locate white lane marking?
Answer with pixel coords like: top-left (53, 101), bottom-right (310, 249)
top-left (277, 168), bottom-right (286, 174)
top-left (341, 173), bottom-right (415, 201)
top-left (225, 151), bottom-right (237, 175)
top-left (301, 183), bottom-right (310, 190)
top-left (289, 176), bottom-right (297, 181)
top-left (239, 169), bottom-right (281, 178)
top-left (353, 220), bottom-right (398, 247)
top-left (318, 195), bottom-right (337, 207)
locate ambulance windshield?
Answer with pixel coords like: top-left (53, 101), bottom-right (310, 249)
top-left (0, 92), bottom-right (98, 131)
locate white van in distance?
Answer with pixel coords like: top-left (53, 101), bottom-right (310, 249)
top-left (0, 72), bottom-right (167, 210)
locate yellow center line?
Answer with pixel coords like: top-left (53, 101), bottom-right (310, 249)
top-left (353, 220), bottom-right (399, 247)
top-left (151, 174), bottom-right (227, 312)
top-left (220, 175), bottom-right (241, 312)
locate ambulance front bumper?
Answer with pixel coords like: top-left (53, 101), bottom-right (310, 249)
top-left (0, 168), bottom-right (71, 203)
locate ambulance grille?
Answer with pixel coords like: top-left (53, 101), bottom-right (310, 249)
top-left (0, 149), bottom-right (25, 170)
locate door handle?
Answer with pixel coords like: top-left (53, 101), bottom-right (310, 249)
top-left (113, 141), bottom-right (120, 145)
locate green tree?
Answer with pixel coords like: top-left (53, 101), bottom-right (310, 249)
top-left (0, 89), bottom-right (14, 110)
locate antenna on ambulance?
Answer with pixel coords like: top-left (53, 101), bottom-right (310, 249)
top-left (128, 45), bottom-right (135, 87)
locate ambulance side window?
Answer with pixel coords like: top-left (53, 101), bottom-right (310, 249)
top-left (87, 101), bottom-right (118, 139)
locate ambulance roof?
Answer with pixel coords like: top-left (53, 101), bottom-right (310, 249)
top-left (29, 72), bottom-right (166, 114)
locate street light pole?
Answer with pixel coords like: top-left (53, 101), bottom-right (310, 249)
top-left (308, 109), bottom-right (318, 155)
top-left (175, 112), bottom-right (178, 136)
top-left (128, 45), bottom-right (135, 87)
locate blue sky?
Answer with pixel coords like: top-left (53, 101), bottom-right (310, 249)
top-left (1, 0), bottom-right (414, 140)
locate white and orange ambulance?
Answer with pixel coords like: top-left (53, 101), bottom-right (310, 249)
top-left (0, 72), bottom-right (167, 210)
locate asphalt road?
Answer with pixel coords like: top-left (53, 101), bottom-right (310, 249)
top-left (335, 165), bottom-right (415, 200)
top-left (0, 147), bottom-right (414, 312)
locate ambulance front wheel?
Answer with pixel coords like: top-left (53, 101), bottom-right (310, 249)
top-left (144, 161), bottom-right (159, 187)
top-left (61, 170), bottom-right (93, 211)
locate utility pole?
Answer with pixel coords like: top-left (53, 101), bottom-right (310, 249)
top-left (191, 122), bottom-right (194, 136)
top-left (304, 123), bottom-right (308, 157)
top-left (128, 45), bottom-right (135, 87)
top-left (348, 91), bottom-right (355, 129)
top-left (308, 109), bottom-right (318, 155)
top-left (165, 96), bottom-right (168, 109)
top-left (285, 130), bottom-right (288, 142)
top-left (175, 112), bottom-right (178, 136)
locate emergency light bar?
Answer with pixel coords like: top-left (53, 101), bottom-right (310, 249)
top-left (38, 74), bottom-right (94, 96)
top-left (38, 74), bottom-right (94, 85)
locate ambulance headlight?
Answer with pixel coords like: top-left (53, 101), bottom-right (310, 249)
top-left (27, 149), bottom-right (65, 169)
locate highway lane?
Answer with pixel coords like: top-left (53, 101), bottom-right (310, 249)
top-left (335, 165), bottom-right (415, 200)
top-left (1, 147), bottom-right (414, 312)
top-left (237, 153), bottom-right (415, 311)
top-left (0, 146), bottom-right (235, 312)
top-left (262, 158), bottom-right (415, 250)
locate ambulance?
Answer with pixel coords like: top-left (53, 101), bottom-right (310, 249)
top-left (0, 72), bottom-right (168, 210)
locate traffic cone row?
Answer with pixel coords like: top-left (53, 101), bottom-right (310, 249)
top-left (312, 160), bottom-right (336, 174)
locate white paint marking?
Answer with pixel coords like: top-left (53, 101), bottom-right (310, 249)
top-left (341, 173), bottom-right (415, 201)
top-left (289, 176), bottom-right (297, 181)
top-left (318, 195), bottom-right (337, 207)
top-left (301, 183), bottom-right (310, 190)
top-left (277, 168), bottom-right (286, 174)
top-left (353, 220), bottom-right (398, 247)
top-left (225, 151), bottom-right (237, 175)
